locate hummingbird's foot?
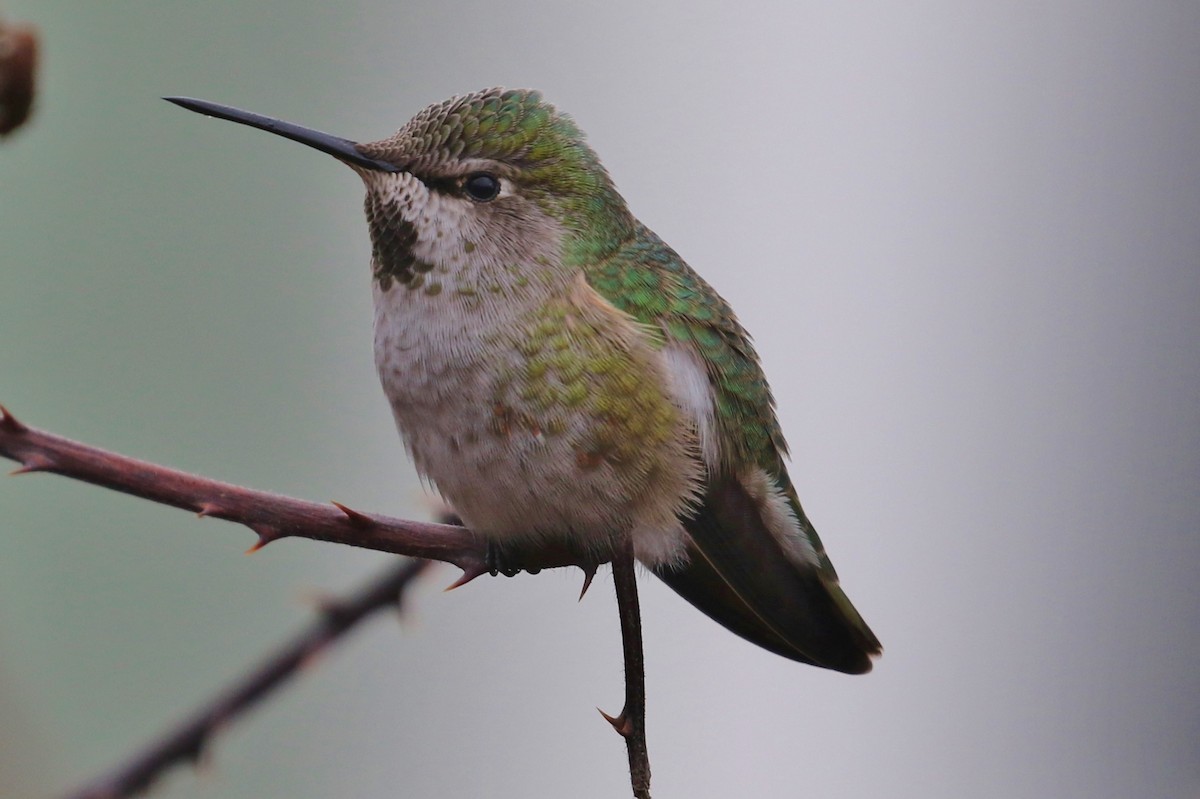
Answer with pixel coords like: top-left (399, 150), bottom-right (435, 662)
top-left (485, 540), bottom-right (538, 577)
top-left (484, 539), bottom-right (603, 587)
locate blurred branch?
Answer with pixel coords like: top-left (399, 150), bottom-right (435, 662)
top-left (62, 558), bottom-right (432, 799)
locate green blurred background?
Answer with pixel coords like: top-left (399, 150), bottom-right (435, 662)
top-left (2, 2), bottom-right (1197, 798)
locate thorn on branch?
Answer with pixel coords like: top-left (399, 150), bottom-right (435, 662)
top-left (444, 563), bottom-right (488, 591)
top-left (9, 452), bottom-right (52, 475)
top-left (332, 500), bottom-right (374, 528)
top-left (245, 524), bottom-right (283, 554)
top-left (0, 403), bottom-right (28, 433)
top-left (598, 706), bottom-right (633, 738)
top-left (195, 502), bottom-right (222, 519)
top-left (578, 564), bottom-right (598, 601)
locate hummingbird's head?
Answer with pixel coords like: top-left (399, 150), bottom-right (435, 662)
top-left (353, 88), bottom-right (636, 291)
top-left (167, 89), bottom-right (636, 293)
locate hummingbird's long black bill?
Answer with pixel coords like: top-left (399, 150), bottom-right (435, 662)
top-left (164, 96), bottom-right (401, 173)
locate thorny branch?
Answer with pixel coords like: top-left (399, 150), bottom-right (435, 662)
top-left (0, 406), bottom-right (653, 797)
top-left (0, 405), bottom-right (588, 583)
top-left (63, 558), bottom-right (432, 799)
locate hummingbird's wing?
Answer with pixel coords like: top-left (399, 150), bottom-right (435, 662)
top-left (666, 473), bottom-right (880, 672)
top-left (585, 226), bottom-right (881, 673)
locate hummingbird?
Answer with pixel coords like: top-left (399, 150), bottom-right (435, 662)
top-left (167, 88), bottom-right (881, 674)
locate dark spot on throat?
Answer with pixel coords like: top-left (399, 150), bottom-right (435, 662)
top-left (364, 194), bottom-right (436, 289)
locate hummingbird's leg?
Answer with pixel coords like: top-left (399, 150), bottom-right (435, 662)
top-left (602, 535), bottom-right (652, 798)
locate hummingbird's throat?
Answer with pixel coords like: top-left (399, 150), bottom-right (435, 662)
top-left (364, 192), bottom-right (435, 292)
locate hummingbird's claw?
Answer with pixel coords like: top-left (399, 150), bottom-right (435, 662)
top-left (598, 706), bottom-right (633, 738)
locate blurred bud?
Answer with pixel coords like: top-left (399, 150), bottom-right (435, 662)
top-left (0, 20), bottom-right (38, 136)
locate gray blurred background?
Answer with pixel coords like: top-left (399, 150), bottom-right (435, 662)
top-left (2, 2), bottom-right (1197, 797)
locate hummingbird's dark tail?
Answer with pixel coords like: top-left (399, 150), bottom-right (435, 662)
top-left (653, 474), bottom-right (881, 674)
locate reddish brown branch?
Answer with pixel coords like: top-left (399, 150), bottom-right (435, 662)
top-left (0, 405), bottom-right (587, 580)
top-left (62, 557), bottom-right (432, 799)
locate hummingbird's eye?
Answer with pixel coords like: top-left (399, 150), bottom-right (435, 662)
top-left (463, 172), bottom-right (501, 202)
